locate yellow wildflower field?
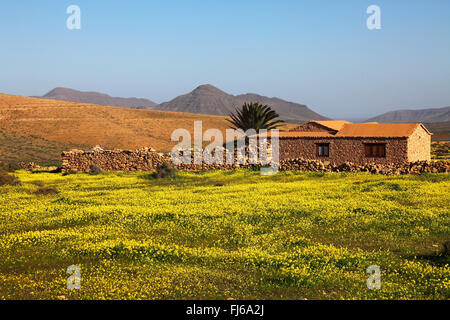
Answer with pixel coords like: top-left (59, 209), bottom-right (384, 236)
top-left (0, 170), bottom-right (448, 299)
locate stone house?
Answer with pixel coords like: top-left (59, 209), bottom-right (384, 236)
top-left (276, 120), bottom-right (431, 165)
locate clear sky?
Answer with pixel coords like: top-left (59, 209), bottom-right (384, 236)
top-left (0, 0), bottom-right (449, 119)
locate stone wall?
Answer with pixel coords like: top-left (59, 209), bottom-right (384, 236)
top-left (408, 126), bottom-right (431, 162)
top-left (60, 147), bottom-right (449, 175)
top-left (279, 158), bottom-right (449, 174)
top-left (61, 148), bottom-right (167, 172)
top-left (61, 147), bottom-right (269, 173)
top-left (61, 133), bottom-right (433, 173)
top-left (278, 137), bottom-right (409, 165)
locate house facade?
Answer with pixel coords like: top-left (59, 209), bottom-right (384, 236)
top-left (277, 121), bottom-right (431, 165)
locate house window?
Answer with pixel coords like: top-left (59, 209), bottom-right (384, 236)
top-left (364, 143), bottom-right (386, 158)
top-left (316, 143), bottom-right (330, 157)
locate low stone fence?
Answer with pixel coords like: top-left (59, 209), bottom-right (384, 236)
top-left (279, 158), bottom-right (450, 174)
top-left (61, 147), bottom-right (261, 173)
top-left (61, 148), bottom-right (167, 172)
top-left (61, 147), bottom-right (450, 175)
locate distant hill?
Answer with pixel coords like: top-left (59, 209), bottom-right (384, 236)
top-left (34, 87), bottom-right (157, 109)
top-left (367, 106), bottom-right (450, 123)
top-left (156, 84), bottom-right (329, 123)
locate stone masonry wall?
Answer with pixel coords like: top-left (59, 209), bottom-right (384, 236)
top-left (61, 148), bottom-right (167, 172)
top-left (279, 158), bottom-right (449, 174)
top-left (279, 137), bottom-right (409, 165)
top-left (60, 146), bottom-right (447, 175)
top-left (61, 133), bottom-right (431, 172)
top-left (61, 147), bottom-right (270, 173)
top-left (407, 126), bottom-right (431, 162)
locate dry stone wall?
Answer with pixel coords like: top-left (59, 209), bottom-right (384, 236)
top-left (61, 147), bottom-right (449, 175)
top-left (279, 158), bottom-right (450, 174)
top-left (61, 148), bottom-right (167, 172)
top-left (61, 147), bottom-right (271, 173)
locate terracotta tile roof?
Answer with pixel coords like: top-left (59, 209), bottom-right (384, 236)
top-left (335, 123), bottom-right (431, 137)
top-left (264, 131), bottom-right (335, 138)
top-left (312, 120), bottom-right (352, 131)
top-left (258, 122), bottom-right (431, 139)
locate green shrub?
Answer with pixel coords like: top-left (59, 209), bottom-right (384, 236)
top-left (30, 181), bottom-right (45, 187)
top-left (307, 172), bottom-right (326, 178)
top-left (443, 240), bottom-right (450, 256)
top-left (89, 165), bottom-right (104, 175)
top-left (155, 162), bottom-right (176, 179)
top-left (0, 171), bottom-right (21, 186)
top-left (34, 186), bottom-right (59, 196)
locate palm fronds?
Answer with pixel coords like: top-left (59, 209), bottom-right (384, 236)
top-left (226, 102), bottom-right (285, 131)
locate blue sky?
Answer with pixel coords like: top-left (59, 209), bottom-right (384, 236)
top-left (0, 0), bottom-right (449, 119)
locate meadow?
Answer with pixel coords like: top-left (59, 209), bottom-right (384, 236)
top-left (0, 170), bottom-right (448, 300)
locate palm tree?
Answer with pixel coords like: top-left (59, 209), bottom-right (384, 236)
top-left (226, 102), bottom-right (285, 131)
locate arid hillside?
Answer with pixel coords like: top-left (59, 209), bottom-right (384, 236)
top-left (425, 121), bottom-right (450, 141)
top-left (0, 93), bottom-right (295, 164)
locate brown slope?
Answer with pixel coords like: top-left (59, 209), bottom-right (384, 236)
top-left (0, 93), bottom-right (296, 164)
top-left (424, 121), bottom-right (450, 141)
top-left (34, 87), bottom-right (157, 109)
top-left (156, 84), bottom-right (329, 123)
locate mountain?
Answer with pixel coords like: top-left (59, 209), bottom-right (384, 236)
top-left (34, 87), bottom-right (157, 109)
top-left (156, 84), bottom-right (329, 123)
top-left (34, 85), bottom-right (329, 122)
top-left (367, 106), bottom-right (450, 123)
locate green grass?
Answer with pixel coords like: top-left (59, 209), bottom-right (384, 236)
top-left (0, 170), bottom-right (449, 300)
